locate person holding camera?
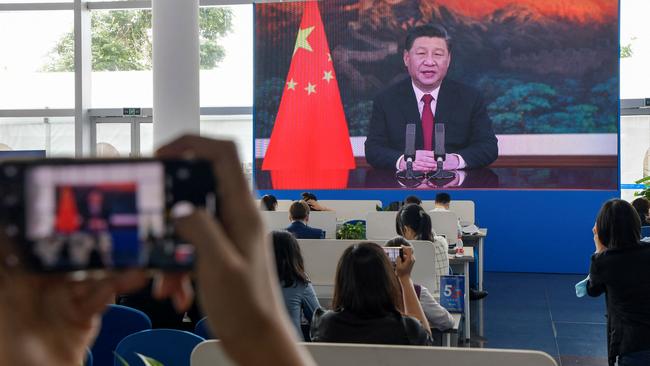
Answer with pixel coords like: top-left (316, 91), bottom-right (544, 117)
top-left (587, 199), bottom-right (650, 366)
top-left (0, 136), bottom-right (316, 366)
top-left (310, 242), bottom-right (432, 345)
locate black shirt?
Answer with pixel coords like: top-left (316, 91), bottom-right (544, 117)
top-left (310, 308), bottom-right (433, 346)
top-left (587, 243), bottom-right (650, 365)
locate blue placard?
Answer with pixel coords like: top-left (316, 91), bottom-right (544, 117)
top-left (440, 275), bottom-right (465, 313)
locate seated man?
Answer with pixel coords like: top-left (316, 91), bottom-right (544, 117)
top-left (433, 192), bottom-right (488, 301)
top-left (286, 201), bottom-right (326, 239)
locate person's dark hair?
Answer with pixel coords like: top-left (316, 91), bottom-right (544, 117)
top-left (332, 242), bottom-right (402, 317)
top-left (260, 194), bottom-right (278, 211)
top-left (272, 231), bottom-right (309, 287)
top-left (403, 195), bottom-right (422, 206)
top-left (435, 192), bottom-right (451, 205)
top-left (631, 197), bottom-right (650, 225)
top-left (396, 203), bottom-right (434, 241)
top-left (404, 24), bottom-right (452, 53)
top-left (596, 199), bottom-right (641, 249)
top-left (289, 200), bottom-right (310, 221)
top-left (386, 236), bottom-right (412, 248)
top-left (301, 192), bottom-right (318, 201)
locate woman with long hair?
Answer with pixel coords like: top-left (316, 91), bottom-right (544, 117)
top-left (396, 203), bottom-right (449, 294)
top-left (587, 199), bottom-right (650, 366)
top-left (310, 242), bottom-right (432, 345)
top-left (386, 236), bottom-right (454, 331)
top-left (272, 231), bottom-right (320, 340)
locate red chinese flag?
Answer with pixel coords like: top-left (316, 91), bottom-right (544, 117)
top-left (262, 1), bottom-right (355, 189)
top-left (55, 186), bottom-right (80, 234)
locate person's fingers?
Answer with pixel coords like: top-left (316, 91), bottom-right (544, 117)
top-left (157, 136), bottom-right (262, 256)
top-left (175, 209), bottom-right (238, 266)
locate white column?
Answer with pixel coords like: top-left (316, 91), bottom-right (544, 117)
top-left (152, 0), bottom-right (200, 149)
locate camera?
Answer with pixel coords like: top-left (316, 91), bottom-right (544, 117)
top-left (0, 158), bottom-right (217, 272)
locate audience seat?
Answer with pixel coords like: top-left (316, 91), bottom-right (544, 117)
top-left (91, 304), bottom-right (152, 366)
top-left (114, 329), bottom-right (204, 366)
top-left (191, 340), bottom-right (558, 366)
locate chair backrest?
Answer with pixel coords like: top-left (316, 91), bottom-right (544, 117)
top-left (194, 317), bottom-right (215, 339)
top-left (365, 211), bottom-right (398, 240)
top-left (306, 211), bottom-right (337, 239)
top-left (297, 239), bottom-right (439, 297)
top-left (449, 200), bottom-right (475, 226)
top-left (421, 200), bottom-right (475, 226)
top-left (114, 329), bottom-right (204, 366)
top-left (428, 210), bottom-right (459, 246)
top-left (260, 211), bottom-right (336, 239)
top-left (317, 200), bottom-right (382, 221)
top-left (191, 340), bottom-right (558, 366)
top-left (91, 304), bottom-right (152, 366)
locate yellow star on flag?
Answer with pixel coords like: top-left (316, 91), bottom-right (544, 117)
top-left (293, 26), bottom-right (315, 55)
top-left (323, 70), bottom-right (334, 83)
top-left (305, 82), bottom-right (317, 95)
top-left (287, 79), bottom-right (297, 90)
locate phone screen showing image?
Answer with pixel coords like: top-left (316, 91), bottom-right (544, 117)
top-left (9, 159), bottom-right (217, 272)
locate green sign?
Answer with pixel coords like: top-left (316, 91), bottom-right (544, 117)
top-left (122, 108), bottom-right (142, 116)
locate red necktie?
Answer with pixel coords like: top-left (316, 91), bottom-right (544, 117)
top-left (421, 94), bottom-right (434, 151)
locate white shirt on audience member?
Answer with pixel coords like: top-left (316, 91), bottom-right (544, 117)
top-left (419, 285), bottom-right (455, 331)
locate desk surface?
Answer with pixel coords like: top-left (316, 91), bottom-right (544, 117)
top-left (449, 247), bottom-right (474, 264)
top-left (255, 166), bottom-right (617, 190)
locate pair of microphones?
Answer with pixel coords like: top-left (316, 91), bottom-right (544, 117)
top-left (398, 123), bottom-right (454, 181)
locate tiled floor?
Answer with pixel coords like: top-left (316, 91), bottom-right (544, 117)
top-left (467, 272), bottom-right (608, 366)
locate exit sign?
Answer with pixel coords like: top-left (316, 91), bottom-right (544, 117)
top-left (122, 108), bottom-right (142, 116)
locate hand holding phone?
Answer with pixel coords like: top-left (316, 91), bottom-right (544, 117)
top-left (395, 246), bottom-right (415, 279)
top-left (0, 158), bottom-right (217, 272)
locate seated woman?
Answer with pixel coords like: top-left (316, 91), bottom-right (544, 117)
top-left (587, 199), bottom-right (650, 366)
top-left (396, 203), bottom-right (449, 295)
top-left (385, 236), bottom-right (454, 331)
top-left (310, 242), bottom-right (433, 345)
top-left (272, 231), bottom-right (321, 340)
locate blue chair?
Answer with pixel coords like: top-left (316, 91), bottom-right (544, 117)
top-left (642, 226), bottom-right (650, 239)
top-left (91, 304), bottom-right (152, 366)
top-left (114, 329), bottom-right (204, 366)
top-left (193, 317), bottom-right (216, 339)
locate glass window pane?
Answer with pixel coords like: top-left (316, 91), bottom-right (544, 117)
top-left (621, 115), bottom-right (650, 185)
top-left (96, 122), bottom-right (131, 157)
top-left (200, 115), bottom-right (252, 164)
top-left (140, 122), bottom-right (153, 157)
top-left (90, 8), bottom-right (153, 108)
top-left (0, 117), bottom-right (74, 157)
top-left (621, 0), bottom-right (650, 98)
top-left (0, 11), bottom-right (74, 108)
top-left (91, 5), bottom-right (252, 108)
top-left (200, 5), bottom-right (253, 107)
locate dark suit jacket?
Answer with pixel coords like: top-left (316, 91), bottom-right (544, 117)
top-left (364, 78), bottom-right (498, 169)
top-left (286, 221), bottom-right (325, 239)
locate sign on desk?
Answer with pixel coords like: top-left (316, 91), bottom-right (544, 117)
top-left (440, 275), bottom-right (465, 313)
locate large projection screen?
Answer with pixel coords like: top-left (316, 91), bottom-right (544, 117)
top-left (254, 0), bottom-right (619, 190)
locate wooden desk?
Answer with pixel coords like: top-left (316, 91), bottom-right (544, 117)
top-left (449, 247), bottom-right (474, 341)
top-left (462, 228), bottom-right (487, 291)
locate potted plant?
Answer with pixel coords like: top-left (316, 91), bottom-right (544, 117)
top-left (635, 176), bottom-right (650, 199)
top-left (336, 221), bottom-right (366, 240)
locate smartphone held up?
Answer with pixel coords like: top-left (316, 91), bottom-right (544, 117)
top-left (0, 158), bottom-right (217, 272)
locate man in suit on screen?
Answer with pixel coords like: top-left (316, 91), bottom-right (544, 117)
top-left (364, 24), bottom-right (498, 171)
